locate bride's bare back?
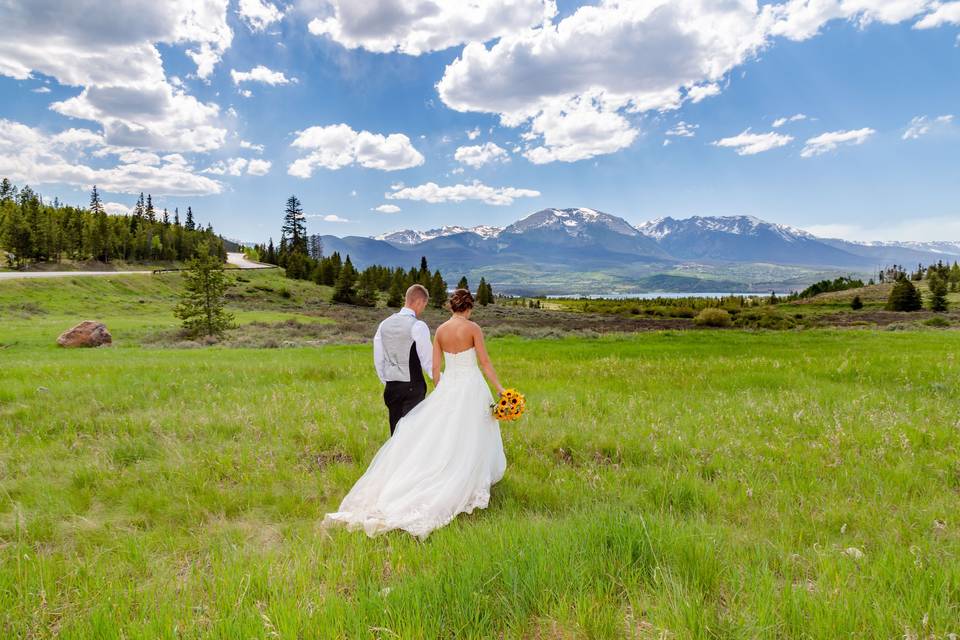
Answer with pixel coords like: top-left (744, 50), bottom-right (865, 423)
top-left (435, 316), bottom-right (477, 354)
top-left (432, 312), bottom-right (504, 393)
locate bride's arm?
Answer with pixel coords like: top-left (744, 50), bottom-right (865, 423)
top-left (431, 334), bottom-right (442, 384)
top-left (473, 324), bottom-right (504, 395)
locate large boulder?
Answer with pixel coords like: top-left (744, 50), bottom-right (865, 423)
top-left (57, 321), bottom-right (112, 348)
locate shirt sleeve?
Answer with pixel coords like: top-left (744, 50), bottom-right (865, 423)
top-left (373, 322), bottom-right (386, 384)
top-left (412, 320), bottom-right (433, 380)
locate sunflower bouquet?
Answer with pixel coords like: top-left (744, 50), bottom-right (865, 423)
top-left (492, 388), bottom-right (526, 422)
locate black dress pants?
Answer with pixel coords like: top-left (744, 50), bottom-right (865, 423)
top-left (383, 380), bottom-right (426, 436)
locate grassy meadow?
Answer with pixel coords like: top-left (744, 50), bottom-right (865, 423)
top-left (1, 271), bottom-right (959, 638)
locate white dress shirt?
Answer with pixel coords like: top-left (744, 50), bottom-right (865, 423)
top-left (373, 307), bottom-right (433, 384)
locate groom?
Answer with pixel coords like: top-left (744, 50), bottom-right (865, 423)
top-left (373, 284), bottom-right (434, 436)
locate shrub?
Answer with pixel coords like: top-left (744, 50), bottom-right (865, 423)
top-left (851, 295), bottom-right (863, 310)
top-left (694, 308), bottom-right (732, 327)
top-left (668, 307), bottom-right (697, 318)
top-left (923, 316), bottom-right (951, 328)
top-left (886, 279), bottom-right (922, 312)
top-left (734, 310), bottom-right (797, 330)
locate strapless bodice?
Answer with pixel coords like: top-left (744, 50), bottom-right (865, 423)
top-left (443, 347), bottom-right (478, 372)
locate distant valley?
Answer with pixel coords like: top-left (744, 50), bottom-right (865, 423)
top-left (316, 208), bottom-right (960, 295)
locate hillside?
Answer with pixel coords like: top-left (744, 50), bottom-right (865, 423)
top-left (3, 273), bottom-right (960, 636)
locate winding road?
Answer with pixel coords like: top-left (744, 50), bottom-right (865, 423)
top-left (0, 253), bottom-right (274, 281)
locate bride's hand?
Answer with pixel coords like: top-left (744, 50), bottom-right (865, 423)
top-left (495, 384), bottom-right (505, 395)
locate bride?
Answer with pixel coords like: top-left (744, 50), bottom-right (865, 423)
top-left (323, 288), bottom-right (508, 540)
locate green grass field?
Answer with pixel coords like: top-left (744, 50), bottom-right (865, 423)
top-left (1, 273), bottom-right (959, 638)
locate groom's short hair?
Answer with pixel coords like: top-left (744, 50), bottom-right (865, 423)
top-left (405, 284), bottom-right (429, 304)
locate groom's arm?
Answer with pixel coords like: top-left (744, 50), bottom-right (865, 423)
top-left (412, 320), bottom-right (433, 381)
top-left (373, 323), bottom-right (387, 384)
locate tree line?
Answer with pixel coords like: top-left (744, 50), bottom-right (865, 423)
top-left (879, 262), bottom-right (960, 291)
top-left (0, 179), bottom-right (225, 268)
top-left (248, 194), bottom-right (496, 308)
top-left (885, 261), bottom-right (955, 312)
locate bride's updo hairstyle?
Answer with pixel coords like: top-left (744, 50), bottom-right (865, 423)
top-left (449, 288), bottom-right (474, 313)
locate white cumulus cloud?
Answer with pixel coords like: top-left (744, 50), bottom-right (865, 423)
top-left (306, 213), bottom-right (351, 222)
top-left (454, 142), bottom-right (509, 168)
top-left (205, 157), bottom-right (272, 176)
top-left (800, 127), bottom-right (875, 157)
top-left (522, 97), bottom-right (639, 164)
top-left (711, 130), bottom-right (794, 155)
top-left (385, 180), bottom-right (540, 206)
top-left (239, 139), bottom-right (265, 152)
top-left (0, 118), bottom-right (223, 196)
top-left (438, 0), bottom-right (768, 164)
top-left (307, 0), bottom-right (556, 55)
top-left (104, 202), bottom-right (131, 216)
top-left (767, 0), bottom-right (935, 41)
top-left (50, 83), bottom-right (226, 153)
top-left (288, 124), bottom-right (425, 177)
top-left (238, 0), bottom-right (284, 31)
top-left (433, 0), bottom-right (956, 164)
top-left (230, 65), bottom-right (294, 85)
top-left (374, 204), bottom-right (402, 213)
top-left (914, 1), bottom-right (960, 28)
top-left (246, 158), bottom-right (272, 176)
top-left (0, 0), bottom-right (232, 84)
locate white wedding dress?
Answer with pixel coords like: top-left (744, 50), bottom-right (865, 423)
top-left (323, 347), bottom-right (507, 539)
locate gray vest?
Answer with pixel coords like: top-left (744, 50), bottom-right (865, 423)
top-left (380, 312), bottom-right (418, 382)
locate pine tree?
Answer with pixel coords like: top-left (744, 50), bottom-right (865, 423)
top-left (174, 207), bottom-right (180, 227)
top-left (308, 234), bottom-right (323, 260)
top-left (949, 262), bottom-right (960, 292)
top-left (886, 278), bottom-right (923, 312)
top-left (285, 250), bottom-right (308, 280)
top-left (332, 256), bottom-right (358, 304)
top-left (386, 270), bottom-right (405, 307)
top-left (265, 237), bottom-right (276, 264)
top-left (89, 185), bottom-right (104, 215)
top-left (429, 269), bottom-right (446, 308)
top-left (355, 269), bottom-right (379, 307)
top-left (185, 206), bottom-right (195, 231)
top-left (457, 276), bottom-right (469, 290)
top-left (928, 272), bottom-right (949, 312)
top-left (419, 256), bottom-right (429, 284)
top-left (87, 186), bottom-right (111, 261)
top-left (281, 195), bottom-right (307, 255)
top-left (145, 194), bottom-right (156, 222)
top-left (1, 178), bottom-right (16, 204)
top-left (174, 243), bottom-right (234, 338)
top-left (477, 277), bottom-right (493, 306)
top-left (130, 192), bottom-right (144, 232)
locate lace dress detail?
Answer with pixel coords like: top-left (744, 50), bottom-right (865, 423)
top-left (323, 348), bottom-right (507, 540)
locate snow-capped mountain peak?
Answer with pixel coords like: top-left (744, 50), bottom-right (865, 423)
top-left (375, 224), bottom-right (502, 245)
top-left (503, 207), bottom-right (639, 237)
top-left (636, 215), bottom-right (814, 243)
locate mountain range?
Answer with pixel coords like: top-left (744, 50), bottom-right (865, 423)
top-left (317, 208), bottom-right (960, 295)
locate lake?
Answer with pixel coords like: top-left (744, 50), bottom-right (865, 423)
top-left (543, 292), bottom-right (776, 300)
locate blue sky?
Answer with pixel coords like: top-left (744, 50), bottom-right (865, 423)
top-left (1, 0), bottom-right (958, 243)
